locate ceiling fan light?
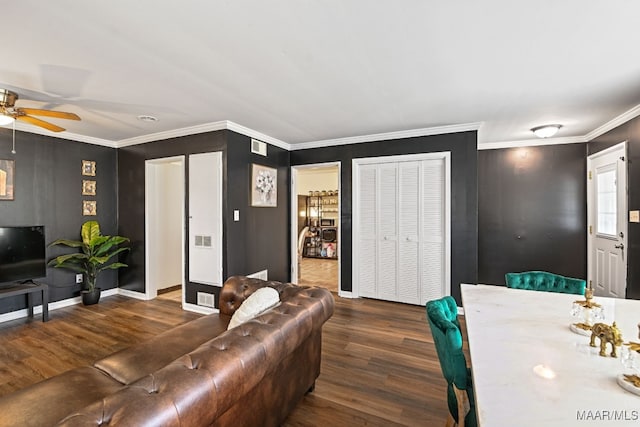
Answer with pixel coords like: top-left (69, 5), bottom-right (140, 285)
top-left (531, 124), bottom-right (562, 138)
top-left (0, 115), bottom-right (15, 126)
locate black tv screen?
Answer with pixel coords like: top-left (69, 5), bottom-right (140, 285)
top-left (0, 226), bottom-right (46, 284)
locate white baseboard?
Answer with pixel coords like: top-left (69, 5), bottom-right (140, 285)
top-left (117, 288), bottom-right (149, 300)
top-left (457, 306), bottom-right (465, 316)
top-left (183, 302), bottom-right (218, 315)
top-left (338, 290), bottom-right (354, 299)
top-left (0, 287), bottom-right (119, 324)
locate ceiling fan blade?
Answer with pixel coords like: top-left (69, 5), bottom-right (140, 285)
top-left (17, 108), bottom-right (80, 121)
top-left (16, 115), bottom-right (66, 132)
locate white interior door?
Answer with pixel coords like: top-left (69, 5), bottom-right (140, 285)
top-left (145, 156), bottom-right (185, 301)
top-left (588, 143), bottom-right (627, 298)
top-left (188, 152), bottom-right (223, 286)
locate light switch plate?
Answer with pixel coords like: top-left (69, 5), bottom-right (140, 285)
top-left (630, 210), bottom-right (640, 223)
top-left (234, 210), bottom-right (240, 221)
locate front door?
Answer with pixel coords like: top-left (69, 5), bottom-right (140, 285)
top-left (588, 142), bottom-right (627, 298)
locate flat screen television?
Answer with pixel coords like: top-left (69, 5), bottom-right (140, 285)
top-left (0, 226), bottom-right (46, 285)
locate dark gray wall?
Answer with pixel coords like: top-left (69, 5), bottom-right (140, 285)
top-left (588, 116), bottom-right (640, 299)
top-left (0, 128), bottom-right (117, 314)
top-left (117, 130), bottom-right (290, 308)
top-left (478, 144), bottom-right (587, 286)
top-left (290, 131), bottom-right (478, 304)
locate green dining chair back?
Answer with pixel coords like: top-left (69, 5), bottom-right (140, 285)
top-left (426, 296), bottom-right (477, 427)
top-left (505, 271), bottom-right (586, 295)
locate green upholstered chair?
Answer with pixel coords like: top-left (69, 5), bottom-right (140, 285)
top-left (426, 296), bottom-right (477, 427)
top-left (505, 271), bottom-right (586, 295)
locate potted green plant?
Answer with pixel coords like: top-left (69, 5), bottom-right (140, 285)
top-left (48, 220), bottom-right (130, 305)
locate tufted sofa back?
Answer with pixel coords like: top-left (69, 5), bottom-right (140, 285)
top-left (505, 271), bottom-right (586, 295)
top-left (55, 277), bottom-right (334, 426)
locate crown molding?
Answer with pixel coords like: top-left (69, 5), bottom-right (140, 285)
top-left (116, 120), bottom-right (230, 148)
top-left (4, 121), bottom-right (117, 147)
top-left (478, 136), bottom-right (586, 150)
top-left (584, 104), bottom-right (640, 142)
top-left (225, 122), bottom-right (290, 150)
top-left (289, 122), bottom-right (482, 151)
top-left (115, 120), bottom-right (290, 150)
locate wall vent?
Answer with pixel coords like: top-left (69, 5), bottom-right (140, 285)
top-left (197, 292), bottom-right (215, 308)
top-left (251, 139), bottom-right (267, 156)
top-left (247, 269), bottom-right (268, 280)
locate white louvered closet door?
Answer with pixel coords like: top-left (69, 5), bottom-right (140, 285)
top-left (357, 166), bottom-right (377, 298)
top-left (355, 155), bottom-right (447, 306)
top-left (377, 164), bottom-right (399, 300)
top-left (421, 159), bottom-right (445, 304)
top-left (398, 162), bottom-right (421, 304)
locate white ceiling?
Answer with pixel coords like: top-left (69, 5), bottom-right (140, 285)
top-left (3, 1), bottom-right (640, 149)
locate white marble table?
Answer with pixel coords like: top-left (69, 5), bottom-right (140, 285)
top-left (461, 284), bottom-right (640, 427)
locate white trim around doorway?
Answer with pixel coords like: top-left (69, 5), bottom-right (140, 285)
top-left (290, 162), bottom-right (342, 294)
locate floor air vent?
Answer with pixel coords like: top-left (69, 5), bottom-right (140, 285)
top-left (197, 292), bottom-right (215, 308)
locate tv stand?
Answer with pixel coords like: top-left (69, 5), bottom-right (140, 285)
top-left (0, 281), bottom-right (49, 322)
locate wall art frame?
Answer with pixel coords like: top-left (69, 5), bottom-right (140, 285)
top-left (82, 160), bottom-right (96, 176)
top-left (82, 180), bottom-right (96, 196)
top-left (0, 159), bottom-right (15, 201)
top-left (83, 200), bottom-right (97, 216)
top-left (251, 163), bottom-right (277, 207)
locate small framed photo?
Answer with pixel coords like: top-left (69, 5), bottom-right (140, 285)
top-left (82, 160), bottom-right (96, 176)
top-left (251, 163), bottom-right (277, 207)
top-left (82, 180), bottom-right (96, 196)
top-left (83, 200), bottom-right (97, 216)
top-left (0, 159), bottom-right (15, 201)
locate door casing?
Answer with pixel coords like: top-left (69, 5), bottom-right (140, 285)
top-left (587, 141), bottom-right (628, 298)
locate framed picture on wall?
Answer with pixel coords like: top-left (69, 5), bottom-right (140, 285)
top-left (82, 180), bottom-right (96, 196)
top-left (251, 163), bottom-right (277, 207)
top-left (83, 200), bottom-right (97, 216)
top-left (0, 159), bottom-right (15, 201)
top-left (82, 160), bottom-right (96, 176)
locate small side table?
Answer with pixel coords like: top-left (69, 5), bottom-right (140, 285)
top-left (0, 282), bottom-right (49, 322)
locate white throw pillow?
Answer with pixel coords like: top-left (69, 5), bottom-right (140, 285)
top-left (227, 287), bottom-right (280, 330)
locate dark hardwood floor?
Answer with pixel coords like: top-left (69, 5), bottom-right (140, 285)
top-left (0, 291), bottom-right (469, 426)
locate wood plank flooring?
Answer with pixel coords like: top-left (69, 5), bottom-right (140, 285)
top-left (0, 291), bottom-right (469, 427)
top-left (299, 257), bottom-right (339, 292)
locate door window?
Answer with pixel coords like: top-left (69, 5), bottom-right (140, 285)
top-left (596, 167), bottom-right (616, 237)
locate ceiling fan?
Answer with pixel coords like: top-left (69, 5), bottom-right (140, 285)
top-left (0, 88), bottom-right (80, 132)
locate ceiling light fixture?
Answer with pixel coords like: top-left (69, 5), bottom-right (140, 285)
top-left (0, 115), bottom-right (15, 126)
top-left (137, 115), bottom-right (159, 122)
top-left (531, 124), bottom-right (562, 138)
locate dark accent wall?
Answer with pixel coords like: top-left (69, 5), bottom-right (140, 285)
top-left (478, 144), bottom-right (587, 286)
top-left (0, 128), bottom-right (117, 315)
top-left (588, 116), bottom-right (640, 299)
top-left (117, 130), bottom-right (289, 307)
top-left (290, 131), bottom-right (478, 304)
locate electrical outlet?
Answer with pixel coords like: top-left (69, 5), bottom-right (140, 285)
top-left (76, 274), bottom-right (83, 284)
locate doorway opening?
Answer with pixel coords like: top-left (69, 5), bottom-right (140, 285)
top-left (291, 163), bottom-right (340, 293)
top-left (145, 156), bottom-right (185, 304)
top-left (587, 141), bottom-right (628, 298)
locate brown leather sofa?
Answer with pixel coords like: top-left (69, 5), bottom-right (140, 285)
top-left (0, 276), bottom-right (334, 426)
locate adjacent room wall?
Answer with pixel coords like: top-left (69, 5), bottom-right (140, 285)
top-left (290, 131), bottom-right (478, 304)
top-left (478, 144), bottom-right (587, 286)
top-left (0, 128), bottom-right (117, 315)
top-left (588, 116), bottom-right (640, 299)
